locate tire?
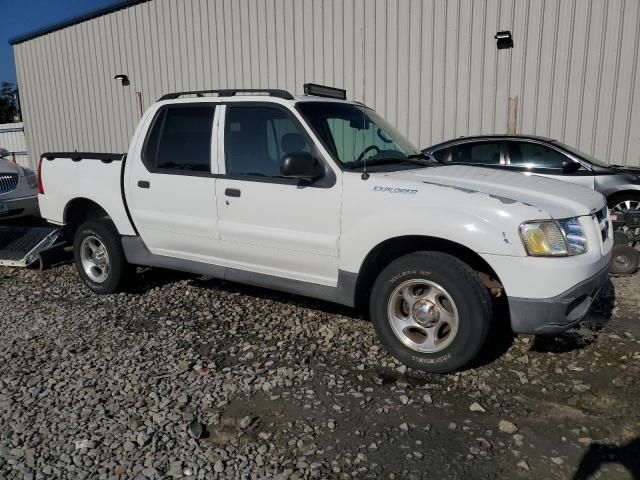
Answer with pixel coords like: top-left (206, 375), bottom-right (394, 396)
top-left (607, 192), bottom-right (640, 214)
top-left (369, 252), bottom-right (492, 374)
top-left (73, 219), bottom-right (134, 294)
top-left (609, 244), bottom-right (640, 276)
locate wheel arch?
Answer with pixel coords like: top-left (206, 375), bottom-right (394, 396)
top-left (63, 198), bottom-right (112, 240)
top-left (605, 189), bottom-right (640, 208)
top-left (353, 235), bottom-right (503, 312)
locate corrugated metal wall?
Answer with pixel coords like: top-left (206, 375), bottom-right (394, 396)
top-left (13, 0), bottom-right (640, 169)
top-left (0, 122), bottom-right (30, 169)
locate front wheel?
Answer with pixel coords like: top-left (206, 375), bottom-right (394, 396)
top-left (610, 244), bottom-right (640, 276)
top-left (369, 252), bottom-right (492, 373)
top-left (608, 193), bottom-right (640, 245)
top-left (608, 192), bottom-right (640, 215)
top-left (73, 219), bottom-right (133, 294)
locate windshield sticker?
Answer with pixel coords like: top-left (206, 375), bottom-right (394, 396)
top-left (373, 186), bottom-right (418, 194)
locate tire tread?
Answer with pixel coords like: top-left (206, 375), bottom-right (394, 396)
top-left (369, 251), bottom-right (492, 373)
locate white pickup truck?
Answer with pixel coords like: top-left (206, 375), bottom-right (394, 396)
top-left (38, 84), bottom-right (613, 373)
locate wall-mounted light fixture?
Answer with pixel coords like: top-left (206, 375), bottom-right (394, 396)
top-left (495, 31), bottom-right (513, 50)
top-left (114, 74), bottom-right (130, 86)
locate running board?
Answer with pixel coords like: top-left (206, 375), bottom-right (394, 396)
top-left (0, 226), bottom-right (61, 267)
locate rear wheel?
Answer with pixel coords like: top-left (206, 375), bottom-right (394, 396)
top-left (73, 219), bottom-right (133, 294)
top-left (369, 252), bottom-right (492, 373)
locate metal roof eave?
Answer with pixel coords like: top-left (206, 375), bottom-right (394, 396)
top-left (8, 0), bottom-right (149, 46)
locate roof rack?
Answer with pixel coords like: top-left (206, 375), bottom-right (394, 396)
top-left (158, 89), bottom-right (294, 101)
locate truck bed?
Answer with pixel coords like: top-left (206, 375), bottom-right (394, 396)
top-left (38, 152), bottom-right (136, 236)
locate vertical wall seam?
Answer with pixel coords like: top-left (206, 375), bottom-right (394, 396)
top-left (547, 0), bottom-right (560, 137)
top-left (465, 0), bottom-right (472, 135)
top-left (622, 0), bottom-right (640, 166)
top-left (492, 0), bottom-right (500, 132)
top-left (532, 0), bottom-right (544, 133)
top-left (519, 0), bottom-right (530, 134)
top-left (442, 0), bottom-right (448, 140)
top-left (560, 0), bottom-right (576, 140)
top-left (41, 36), bottom-right (58, 151)
top-left (591, 2), bottom-right (609, 152)
top-left (416, 0), bottom-right (423, 144)
top-left (453, 0), bottom-right (460, 137)
top-left (506, 0), bottom-right (514, 129)
top-left (606, 0), bottom-right (626, 161)
top-left (576, 1), bottom-right (593, 149)
top-left (99, 19), bottom-right (113, 149)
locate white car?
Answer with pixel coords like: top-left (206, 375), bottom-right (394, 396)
top-left (37, 84), bottom-right (613, 373)
top-left (0, 148), bottom-right (40, 220)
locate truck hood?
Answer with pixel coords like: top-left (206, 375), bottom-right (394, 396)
top-left (385, 165), bottom-right (605, 218)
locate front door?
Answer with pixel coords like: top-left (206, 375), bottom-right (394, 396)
top-left (215, 103), bottom-right (341, 286)
top-left (126, 103), bottom-right (225, 265)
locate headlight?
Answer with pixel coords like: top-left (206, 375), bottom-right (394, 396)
top-left (557, 218), bottom-right (588, 255)
top-left (519, 218), bottom-right (588, 256)
top-left (25, 173), bottom-right (38, 189)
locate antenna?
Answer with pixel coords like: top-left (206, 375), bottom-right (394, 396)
top-left (360, 22), bottom-right (369, 181)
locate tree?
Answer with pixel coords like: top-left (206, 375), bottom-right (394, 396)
top-left (0, 82), bottom-right (19, 123)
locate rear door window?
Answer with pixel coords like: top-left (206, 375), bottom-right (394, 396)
top-left (507, 142), bottom-right (567, 169)
top-left (143, 105), bottom-right (215, 173)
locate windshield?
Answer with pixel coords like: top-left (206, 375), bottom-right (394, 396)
top-left (553, 141), bottom-right (609, 168)
top-left (297, 102), bottom-right (420, 169)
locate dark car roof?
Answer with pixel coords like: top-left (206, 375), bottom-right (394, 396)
top-left (423, 134), bottom-right (556, 153)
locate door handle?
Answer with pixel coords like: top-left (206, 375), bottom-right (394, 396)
top-left (138, 180), bottom-right (150, 189)
top-left (225, 188), bottom-right (241, 197)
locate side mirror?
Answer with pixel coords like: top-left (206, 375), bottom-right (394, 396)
top-left (562, 160), bottom-right (581, 173)
top-left (0, 148), bottom-right (9, 159)
top-left (280, 152), bottom-right (323, 180)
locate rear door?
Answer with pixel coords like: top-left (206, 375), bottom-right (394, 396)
top-left (215, 103), bottom-right (341, 286)
top-left (126, 103), bottom-right (225, 265)
top-left (503, 140), bottom-right (595, 189)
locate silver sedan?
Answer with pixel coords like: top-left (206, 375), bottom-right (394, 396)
top-left (0, 148), bottom-right (40, 220)
top-left (422, 135), bottom-right (640, 215)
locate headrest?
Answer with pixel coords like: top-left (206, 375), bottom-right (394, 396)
top-left (281, 133), bottom-right (306, 153)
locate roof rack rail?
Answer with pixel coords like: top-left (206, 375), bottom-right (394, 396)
top-left (158, 89), bottom-right (294, 101)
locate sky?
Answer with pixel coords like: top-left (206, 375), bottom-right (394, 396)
top-left (0, 0), bottom-right (120, 85)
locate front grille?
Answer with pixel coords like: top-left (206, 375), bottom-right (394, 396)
top-left (0, 174), bottom-right (19, 194)
top-left (595, 205), bottom-right (609, 243)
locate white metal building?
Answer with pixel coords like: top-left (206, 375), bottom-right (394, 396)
top-left (9, 0), bottom-right (640, 169)
top-left (0, 122), bottom-right (30, 169)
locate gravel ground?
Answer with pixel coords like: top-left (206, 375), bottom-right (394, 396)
top-left (0, 262), bottom-right (638, 479)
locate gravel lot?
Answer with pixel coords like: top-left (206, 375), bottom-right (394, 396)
top-left (0, 262), bottom-right (639, 479)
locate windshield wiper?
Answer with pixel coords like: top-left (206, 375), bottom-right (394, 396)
top-left (407, 152), bottom-right (441, 163)
top-left (349, 156), bottom-right (432, 170)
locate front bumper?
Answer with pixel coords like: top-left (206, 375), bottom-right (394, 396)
top-left (509, 263), bottom-right (611, 335)
top-left (0, 195), bottom-right (40, 220)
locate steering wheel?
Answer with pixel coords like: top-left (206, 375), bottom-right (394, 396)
top-left (355, 145), bottom-right (381, 163)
